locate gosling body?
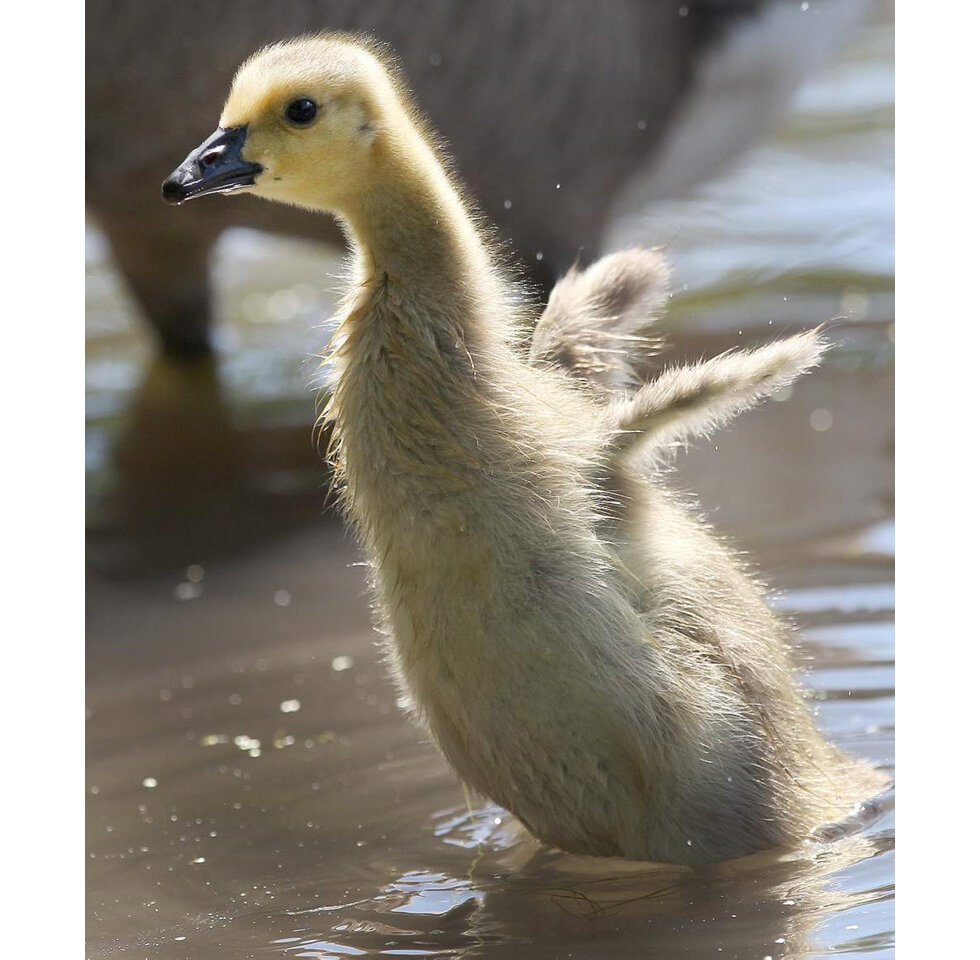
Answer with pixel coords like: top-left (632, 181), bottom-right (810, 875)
top-left (164, 36), bottom-right (883, 864)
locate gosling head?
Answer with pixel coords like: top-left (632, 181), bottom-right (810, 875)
top-left (162, 36), bottom-right (399, 212)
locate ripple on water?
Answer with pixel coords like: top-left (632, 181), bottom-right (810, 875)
top-left (431, 801), bottom-right (515, 851)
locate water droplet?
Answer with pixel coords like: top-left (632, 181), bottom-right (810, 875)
top-left (274, 589), bottom-right (291, 606)
top-left (772, 385), bottom-right (794, 403)
top-left (280, 699), bottom-right (302, 713)
top-left (810, 409), bottom-right (833, 432)
top-left (174, 581), bottom-right (201, 601)
top-left (503, 199), bottom-right (512, 210)
top-left (535, 251), bottom-right (544, 262)
top-left (840, 286), bottom-right (870, 320)
top-left (185, 564), bottom-right (204, 583)
top-left (142, 777), bottom-right (158, 789)
top-left (332, 656), bottom-right (354, 672)
top-left (267, 288), bottom-right (301, 322)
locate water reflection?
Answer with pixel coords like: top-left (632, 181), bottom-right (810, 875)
top-left (88, 352), bottom-right (325, 575)
top-left (220, 822), bottom-right (892, 960)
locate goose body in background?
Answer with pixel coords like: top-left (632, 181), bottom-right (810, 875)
top-left (90, 0), bottom-right (869, 354)
top-left (162, 35), bottom-right (884, 865)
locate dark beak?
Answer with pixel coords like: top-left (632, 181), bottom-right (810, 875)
top-left (161, 126), bottom-right (263, 205)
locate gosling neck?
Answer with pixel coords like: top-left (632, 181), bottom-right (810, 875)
top-left (337, 123), bottom-right (500, 307)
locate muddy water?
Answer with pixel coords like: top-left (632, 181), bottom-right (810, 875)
top-left (86, 5), bottom-right (893, 958)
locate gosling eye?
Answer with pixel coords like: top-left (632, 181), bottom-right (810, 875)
top-left (285, 98), bottom-right (318, 126)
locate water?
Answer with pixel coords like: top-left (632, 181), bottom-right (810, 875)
top-left (86, 479), bottom-right (895, 959)
top-left (86, 4), bottom-right (894, 957)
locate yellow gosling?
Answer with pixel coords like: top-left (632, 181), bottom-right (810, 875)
top-left (162, 34), bottom-right (885, 865)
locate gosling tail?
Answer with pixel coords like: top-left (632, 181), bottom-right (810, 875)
top-left (529, 248), bottom-right (670, 395)
top-left (602, 328), bottom-right (828, 465)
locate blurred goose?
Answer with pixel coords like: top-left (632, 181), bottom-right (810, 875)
top-left (92, 0), bottom-right (869, 353)
top-left (162, 35), bottom-right (883, 865)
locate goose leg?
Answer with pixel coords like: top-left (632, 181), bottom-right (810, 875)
top-left (98, 214), bottom-right (219, 357)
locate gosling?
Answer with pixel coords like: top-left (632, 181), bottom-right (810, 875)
top-left (162, 35), bottom-right (884, 865)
